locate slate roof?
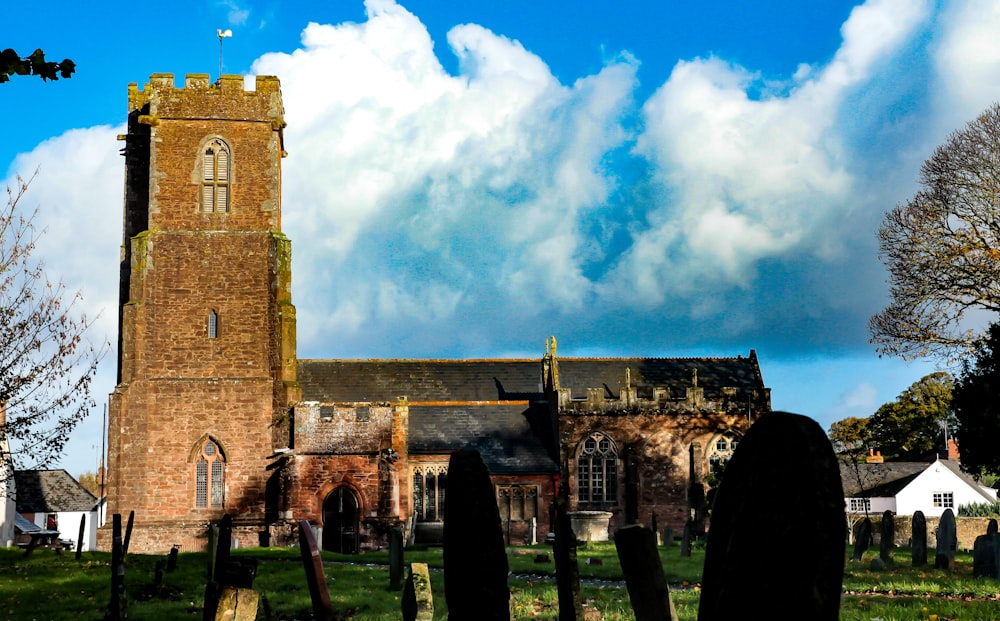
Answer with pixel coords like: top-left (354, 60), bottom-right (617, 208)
top-left (839, 462), bottom-right (927, 497)
top-left (408, 404), bottom-right (557, 474)
top-left (13, 470), bottom-right (99, 513)
top-left (14, 513), bottom-right (40, 533)
top-left (296, 353), bottom-right (764, 403)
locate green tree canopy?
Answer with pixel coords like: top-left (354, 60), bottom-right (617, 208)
top-left (868, 371), bottom-right (954, 461)
top-left (870, 103), bottom-right (1000, 360)
top-left (1, 48), bottom-right (75, 83)
top-left (952, 323), bottom-right (1000, 477)
top-left (828, 416), bottom-right (871, 458)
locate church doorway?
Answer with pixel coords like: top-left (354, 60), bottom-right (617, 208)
top-left (322, 486), bottom-right (360, 554)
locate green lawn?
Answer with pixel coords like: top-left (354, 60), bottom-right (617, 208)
top-left (0, 542), bottom-right (997, 620)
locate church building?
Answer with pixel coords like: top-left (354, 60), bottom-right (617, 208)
top-left (103, 74), bottom-right (771, 554)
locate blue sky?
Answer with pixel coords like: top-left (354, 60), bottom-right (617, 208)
top-left (6, 0), bottom-right (998, 477)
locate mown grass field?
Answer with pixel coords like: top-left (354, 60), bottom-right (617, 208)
top-left (1, 542), bottom-right (998, 620)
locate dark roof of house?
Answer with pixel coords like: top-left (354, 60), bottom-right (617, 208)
top-left (13, 470), bottom-right (99, 513)
top-left (408, 404), bottom-right (557, 474)
top-left (296, 353), bottom-right (764, 403)
top-left (839, 462), bottom-right (928, 497)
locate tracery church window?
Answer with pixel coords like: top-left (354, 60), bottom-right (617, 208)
top-left (708, 433), bottom-right (739, 476)
top-left (195, 439), bottom-right (225, 508)
top-left (201, 138), bottom-right (231, 213)
top-left (208, 310), bottom-right (219, 339)
top-left (498, 485), bottom-right (538, 521)
top-left (577, 433), bottom-right (618, 504)
top-left (412, 464), bottom-right (447, 522)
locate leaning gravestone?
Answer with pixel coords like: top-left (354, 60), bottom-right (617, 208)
top-left (401, 562), bottom-right (434, 621)
top-left (298, 520), bottom-right (336, 621)
top-left (443, 449), bottom-right (510, 621)
top-left (697, 412), bottom-right (845, 621)
top-left (614, 525), bottom-right (679, 621)
top-left (879, 510), bottom-right (894, 564)
top-left (852, 518), bottom-right (872, 561)
top-left (911, 511), bottom-right (927, 566)
top-left (679, 520), bottom-right (692, 557)
top-left (935, 509), bottom-right (957, 570)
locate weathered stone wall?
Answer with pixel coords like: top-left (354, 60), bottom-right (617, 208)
top-left (864, 514), bottom-right (1000, 552)
top-left (104, 74), bottom-right (293, 554)
top-left (560, 408), bottom-right (751, 534)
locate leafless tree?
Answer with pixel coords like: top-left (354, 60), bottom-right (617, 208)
top-left (1, 174), bottom-right (106, 478)
top-left (871, 103), bottom-right (1000, 360)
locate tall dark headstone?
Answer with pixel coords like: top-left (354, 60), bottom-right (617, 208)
top-left (852, 518), bottom-right (872, 561)
top-left (298, 520), bottom-right (336, 621)
top-left (402, 562), bottom-right (434, 621)
top-left (911, 511), bottom-right (927, 567)
top-left (553, 485), bottom-right (583, 621)
top-left (106, 514), bottom-right (127, 621)
top-left (972, 531), bottom-right (998, 578)
top-left (389, 526), bottom-right (404, 591)
top-left (614, 525), bottom-right (679, 621)
top-left (443, 449), bottom-right (510, 621)
top-left (879, 510), bottom-right (894, 564)
top-left (697, 412), bottom-right (845, 621)
top-left (935, 509), bottom-right (957, 570)
top-left (76, 514), bottom-right (86, 560)
top-left (167, 545), bottom-right (179, 572)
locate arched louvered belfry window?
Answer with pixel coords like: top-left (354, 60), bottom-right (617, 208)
top-left (195, 438), bottom-right (226, 508)
top-left (201, 138), bottom-right (231, 213)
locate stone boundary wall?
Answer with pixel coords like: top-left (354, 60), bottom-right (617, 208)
top-left (857, 515), bottom-right (996, 551)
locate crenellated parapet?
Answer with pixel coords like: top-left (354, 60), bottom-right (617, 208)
top-left (128, 73), bottom-right (285, 128)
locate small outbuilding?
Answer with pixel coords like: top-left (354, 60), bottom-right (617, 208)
top-left (13, 470), bottom-right (100, 551)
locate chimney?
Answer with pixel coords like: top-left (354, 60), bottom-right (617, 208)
top-left (947, 438), bottom-right (960, 462)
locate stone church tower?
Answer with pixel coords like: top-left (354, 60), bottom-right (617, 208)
top-left (104, 74), bottom-right (298, 551)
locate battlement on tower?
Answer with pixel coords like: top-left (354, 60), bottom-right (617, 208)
top-left (128, 73), bottom-right (284, 126)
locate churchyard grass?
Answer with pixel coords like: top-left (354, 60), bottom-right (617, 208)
top-left (1, 543), bottom-right (998, 620)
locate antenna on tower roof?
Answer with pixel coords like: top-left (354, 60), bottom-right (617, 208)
top-left (217, 29), bottom-right (233, 82)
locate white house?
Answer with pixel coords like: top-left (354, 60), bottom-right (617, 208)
top-left (12, 470), bottom-right (101, 551)
top-left (0, 401), bottom-right (14, 546)
top-left (841, 458), bottom-right (997, 517)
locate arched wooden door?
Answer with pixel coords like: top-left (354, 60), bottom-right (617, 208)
top-left (322, 486), bottom-right (360, 554)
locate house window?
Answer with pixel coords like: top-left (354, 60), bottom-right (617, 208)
top-left (577, 433), bottom-right (618, 504)
top-left (849, 498), bottom-right (871, 513)
top-left (412, 465), bottom-right (447, 522)
top-left (932, 492), bottom-right (954, 509)
top-left (498, 485), bottom-right (538, 522)
top-left (201, 138), bottom-right (231, 213)
top-left (195, 439), bottom-right (225, 508)
top-left (208, 310), bottom-right (219, 339)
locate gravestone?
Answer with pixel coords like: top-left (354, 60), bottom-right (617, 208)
top-left (972, 527), bottom-right (998, 579)
top-left (553, 482), bottom-right (583, 621)
top-left (443, 449), bottom-right (510, 621)
top-left (106, 514), bottom-right (127, 621)
top-left (879, 510), bottom-right (894, 563)
top-left (911, 511), bottom-right (927, 566)
top-left (679, 520), bottom-right (692, 557)
top-left (402, 562), bottom-right (434, 621)
top-left (697, 412), bottom-right (845, 621)
top-left (154, 559), bottom-right (166, 588)
top-left (662, 526), bottom-right (673, 547)
top-left (122, 510), bottom-right (135, 558)
top-left (167, 545), bottom-right (180, 572)
top-left (298, 519), bottom-right (335, 621)
top-left (76, 514), bottom-right (86, 560)
top-left (989, 519), bottom-right (999, 536)
top-left (852, 518), bottom-right (872, 561)
top-left (213, 586), bottom-right (259, 621)
top-left (389, 526), bottom-right (404, 591)
top-left (935, 509), bottom-right (957, 570)
top-left (614, 525), bottom-right (679, 621)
